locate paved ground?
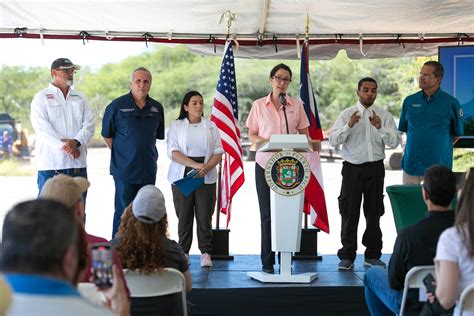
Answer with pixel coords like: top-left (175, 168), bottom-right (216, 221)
top-left (0, 142), bottom-right (403, 256)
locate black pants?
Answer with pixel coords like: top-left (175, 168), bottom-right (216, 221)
top-left (255, 163), bottom-right (275, 268)
top-left (337, 160), bottom-right (385, 262)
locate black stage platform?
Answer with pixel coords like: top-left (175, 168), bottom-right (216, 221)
top-left (186, 254), bottom-right (391, 316)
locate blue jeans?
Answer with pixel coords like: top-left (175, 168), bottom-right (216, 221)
top-left (112, 180), bottom-right (151, 239)
top-left (364, 266), bottom-right (402, 316)
top-left (37, 168), bottom-right (88, 204)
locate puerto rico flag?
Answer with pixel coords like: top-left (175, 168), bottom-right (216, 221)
top-left (300, 40), bottom-right (329, 233)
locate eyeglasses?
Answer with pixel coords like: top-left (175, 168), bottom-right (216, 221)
top-left (272, 75), bottom-right (292, 83)
top-left (57, 68), bottom-right (76, 74)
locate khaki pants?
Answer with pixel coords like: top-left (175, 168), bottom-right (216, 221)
top-left (402, 171), bottom-right (423, 185)
top-left (171, 183), bottom-right (216, 254)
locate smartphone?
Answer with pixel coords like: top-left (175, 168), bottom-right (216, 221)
top-left (423, 273), bottom-right (436, 294)
top-left (91, 243), bottom-right (113, 289)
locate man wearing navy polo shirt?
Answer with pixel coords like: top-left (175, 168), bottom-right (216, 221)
top-left (102, 67), bottom-right (165, 237)
top-left (398, 61), bottom-right (464, 184)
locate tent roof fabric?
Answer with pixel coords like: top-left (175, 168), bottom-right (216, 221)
top-left (1, 0), bottom-right (473, 59)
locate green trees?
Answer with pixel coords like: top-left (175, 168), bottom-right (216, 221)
top-left (1, 45), bottom-right (431, 134)
top-left (0, 66), bottom-right (49, 124)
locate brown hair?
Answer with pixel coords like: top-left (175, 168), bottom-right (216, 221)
top-left (455, 168), bottom-right (474, 257)
top-left (115, 204), bottom-right (169, 274)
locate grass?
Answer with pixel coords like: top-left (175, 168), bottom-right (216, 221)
top-left (453, 149), bottom-right (474, 172)
top-left (0, 159), bottom-right (35, 176)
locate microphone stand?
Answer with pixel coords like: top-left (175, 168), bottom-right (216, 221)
top-left (280, 93), bottom-right (290, 134)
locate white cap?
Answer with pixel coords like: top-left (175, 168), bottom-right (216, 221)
top-left (132, 185), bottom-right (166, 224)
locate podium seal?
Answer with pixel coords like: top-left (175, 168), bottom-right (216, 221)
top-left (265, 150), bottom-right (310, 196)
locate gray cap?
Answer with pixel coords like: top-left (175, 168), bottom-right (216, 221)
top-left (132, 185), bottom-right (166, 224)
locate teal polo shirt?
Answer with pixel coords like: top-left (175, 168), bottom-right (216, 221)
top-left (398, 89), bottom-right (464, 176)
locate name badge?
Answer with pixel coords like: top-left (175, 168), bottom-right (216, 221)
top-left (411, 103), bottom-right (422, 108)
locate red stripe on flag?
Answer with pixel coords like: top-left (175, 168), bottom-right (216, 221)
top-left (210, 41), bottom-right (245, 226)
top-left (304, 172), bottom-right (329, 233)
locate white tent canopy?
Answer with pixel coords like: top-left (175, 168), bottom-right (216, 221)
top-left (1, 0), bottom-right (473, 59)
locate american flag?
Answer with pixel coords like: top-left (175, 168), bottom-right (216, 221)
top-left (210, 41), bottom-right (245, 225)
top-left (300, 40), bottom-right (329, 233)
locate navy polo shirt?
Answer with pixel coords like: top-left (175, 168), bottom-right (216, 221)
top-left (398, 89), bottom-right (464, 176)
top-left (101, 92), bottom-right (164, 183)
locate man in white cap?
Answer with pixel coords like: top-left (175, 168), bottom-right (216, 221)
top-left (31, 58), bottom-right (95, 205)
top-left (40, 174), bottom-right (129, 295)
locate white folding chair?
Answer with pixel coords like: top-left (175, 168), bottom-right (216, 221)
top-left (459, 283), bottom-right (474, 316)
top-left (399, 265), bottom-right (435, 316)
top-left (124, 267), bottom-right (188, 316)
top-left (77, 282), bottom-right (107, 305)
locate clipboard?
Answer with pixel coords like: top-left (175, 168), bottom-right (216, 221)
top-left (172, 169), bottom-right (204, 197)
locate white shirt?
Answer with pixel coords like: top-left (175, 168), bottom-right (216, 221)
top-left (30, 83), bottom-right (95, 170)
top-left (8, 293), bottom-right (114, 315)
top-left (186, 122), bottom-right (207, 157)
top-left (329, 101), bottom-right (399, 164)
top-left (167, 117), bottom-right (224, 184)
top-left (435, 225), bottom-right (474, 316)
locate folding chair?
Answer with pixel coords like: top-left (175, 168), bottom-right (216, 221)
top-left (399, 265), bottom-right (435, 316)
top-left (124, 268), bottom-right (188, 316)
top-left (459, 283), bottom-right (474, 316)
top-left (77, 282), bottom-right (106, 305)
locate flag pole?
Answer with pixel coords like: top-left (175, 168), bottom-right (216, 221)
top-left (215, 161), bottom-right (222, 229)
top-left (294, 13), bottom-right (324, 261)
top-left (303, 12), bottom-right (310, 230)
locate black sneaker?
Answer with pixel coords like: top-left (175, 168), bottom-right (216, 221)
top-left (262, 266), bottom-right (274, 274)
top-left (338, 259), bottom-right (354, 271)
top-left (364, 258), bottom-right (386, 268)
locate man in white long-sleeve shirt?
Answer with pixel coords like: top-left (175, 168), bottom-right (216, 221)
top-left (329, 77), bottom-right (400, 271)
top-left (30, 58), bottom-right (95, 204)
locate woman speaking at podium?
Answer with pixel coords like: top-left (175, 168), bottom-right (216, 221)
top-left (245, 64), bottom-right (310, 274)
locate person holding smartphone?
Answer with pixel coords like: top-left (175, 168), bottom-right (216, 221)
top-left (2, 200), bottom-right (129, 316)
top-left (424, 168), bottom-right (474, 316)
top-left (364, 165), bottom-right (456, 315)
top-left (167, 91), bottom-right (224, 267)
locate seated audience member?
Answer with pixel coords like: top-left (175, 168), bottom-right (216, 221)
top-left (364, 165), bottom-right (457, 315)
top-left (114, 185), bottom-right (191, 316)
top-left (39, 174), bottom-right (129, 294)
top-left (425, 168), bottom-right (474, 315)
top-left (0, 199), bottom-right (129, 315)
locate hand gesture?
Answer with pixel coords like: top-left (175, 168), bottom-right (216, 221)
top-left (62, 139), bottom-right (79, 154)
top-left (71, 148), bottom-right (81, 159)
top-left (348, 111), bottom-right (361, 128)
top-left (369, 110), bottom-right (382, 129)
top-left (196, 164), bottom-right (209, 178)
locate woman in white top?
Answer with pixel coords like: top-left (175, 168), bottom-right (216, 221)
top-left (167, 91), bottom-right (223, 268)
top-left (433, 168), bottom-right (474, 315)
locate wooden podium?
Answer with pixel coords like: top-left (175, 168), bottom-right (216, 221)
top-left (247, 134), bottom-right (318, 283)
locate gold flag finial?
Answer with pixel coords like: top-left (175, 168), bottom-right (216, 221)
top-left (305, 13), bottom-right (310, 40)
top-left (219, 11), bottom-right (237, 39)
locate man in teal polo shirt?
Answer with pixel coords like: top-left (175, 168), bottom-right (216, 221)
top-left (398, 61), bottom-right (464, 184)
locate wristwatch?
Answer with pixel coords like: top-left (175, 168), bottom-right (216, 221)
top-left (74, 139), bottom-right (81, 148)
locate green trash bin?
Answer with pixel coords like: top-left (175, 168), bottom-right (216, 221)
top-left (386, 185), bottom-right (427, 233)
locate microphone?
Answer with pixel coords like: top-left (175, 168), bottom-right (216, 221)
top-left (279, 93), bottom-right (290, 134)
top-left (279, 92), bottom-right (287, 106)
